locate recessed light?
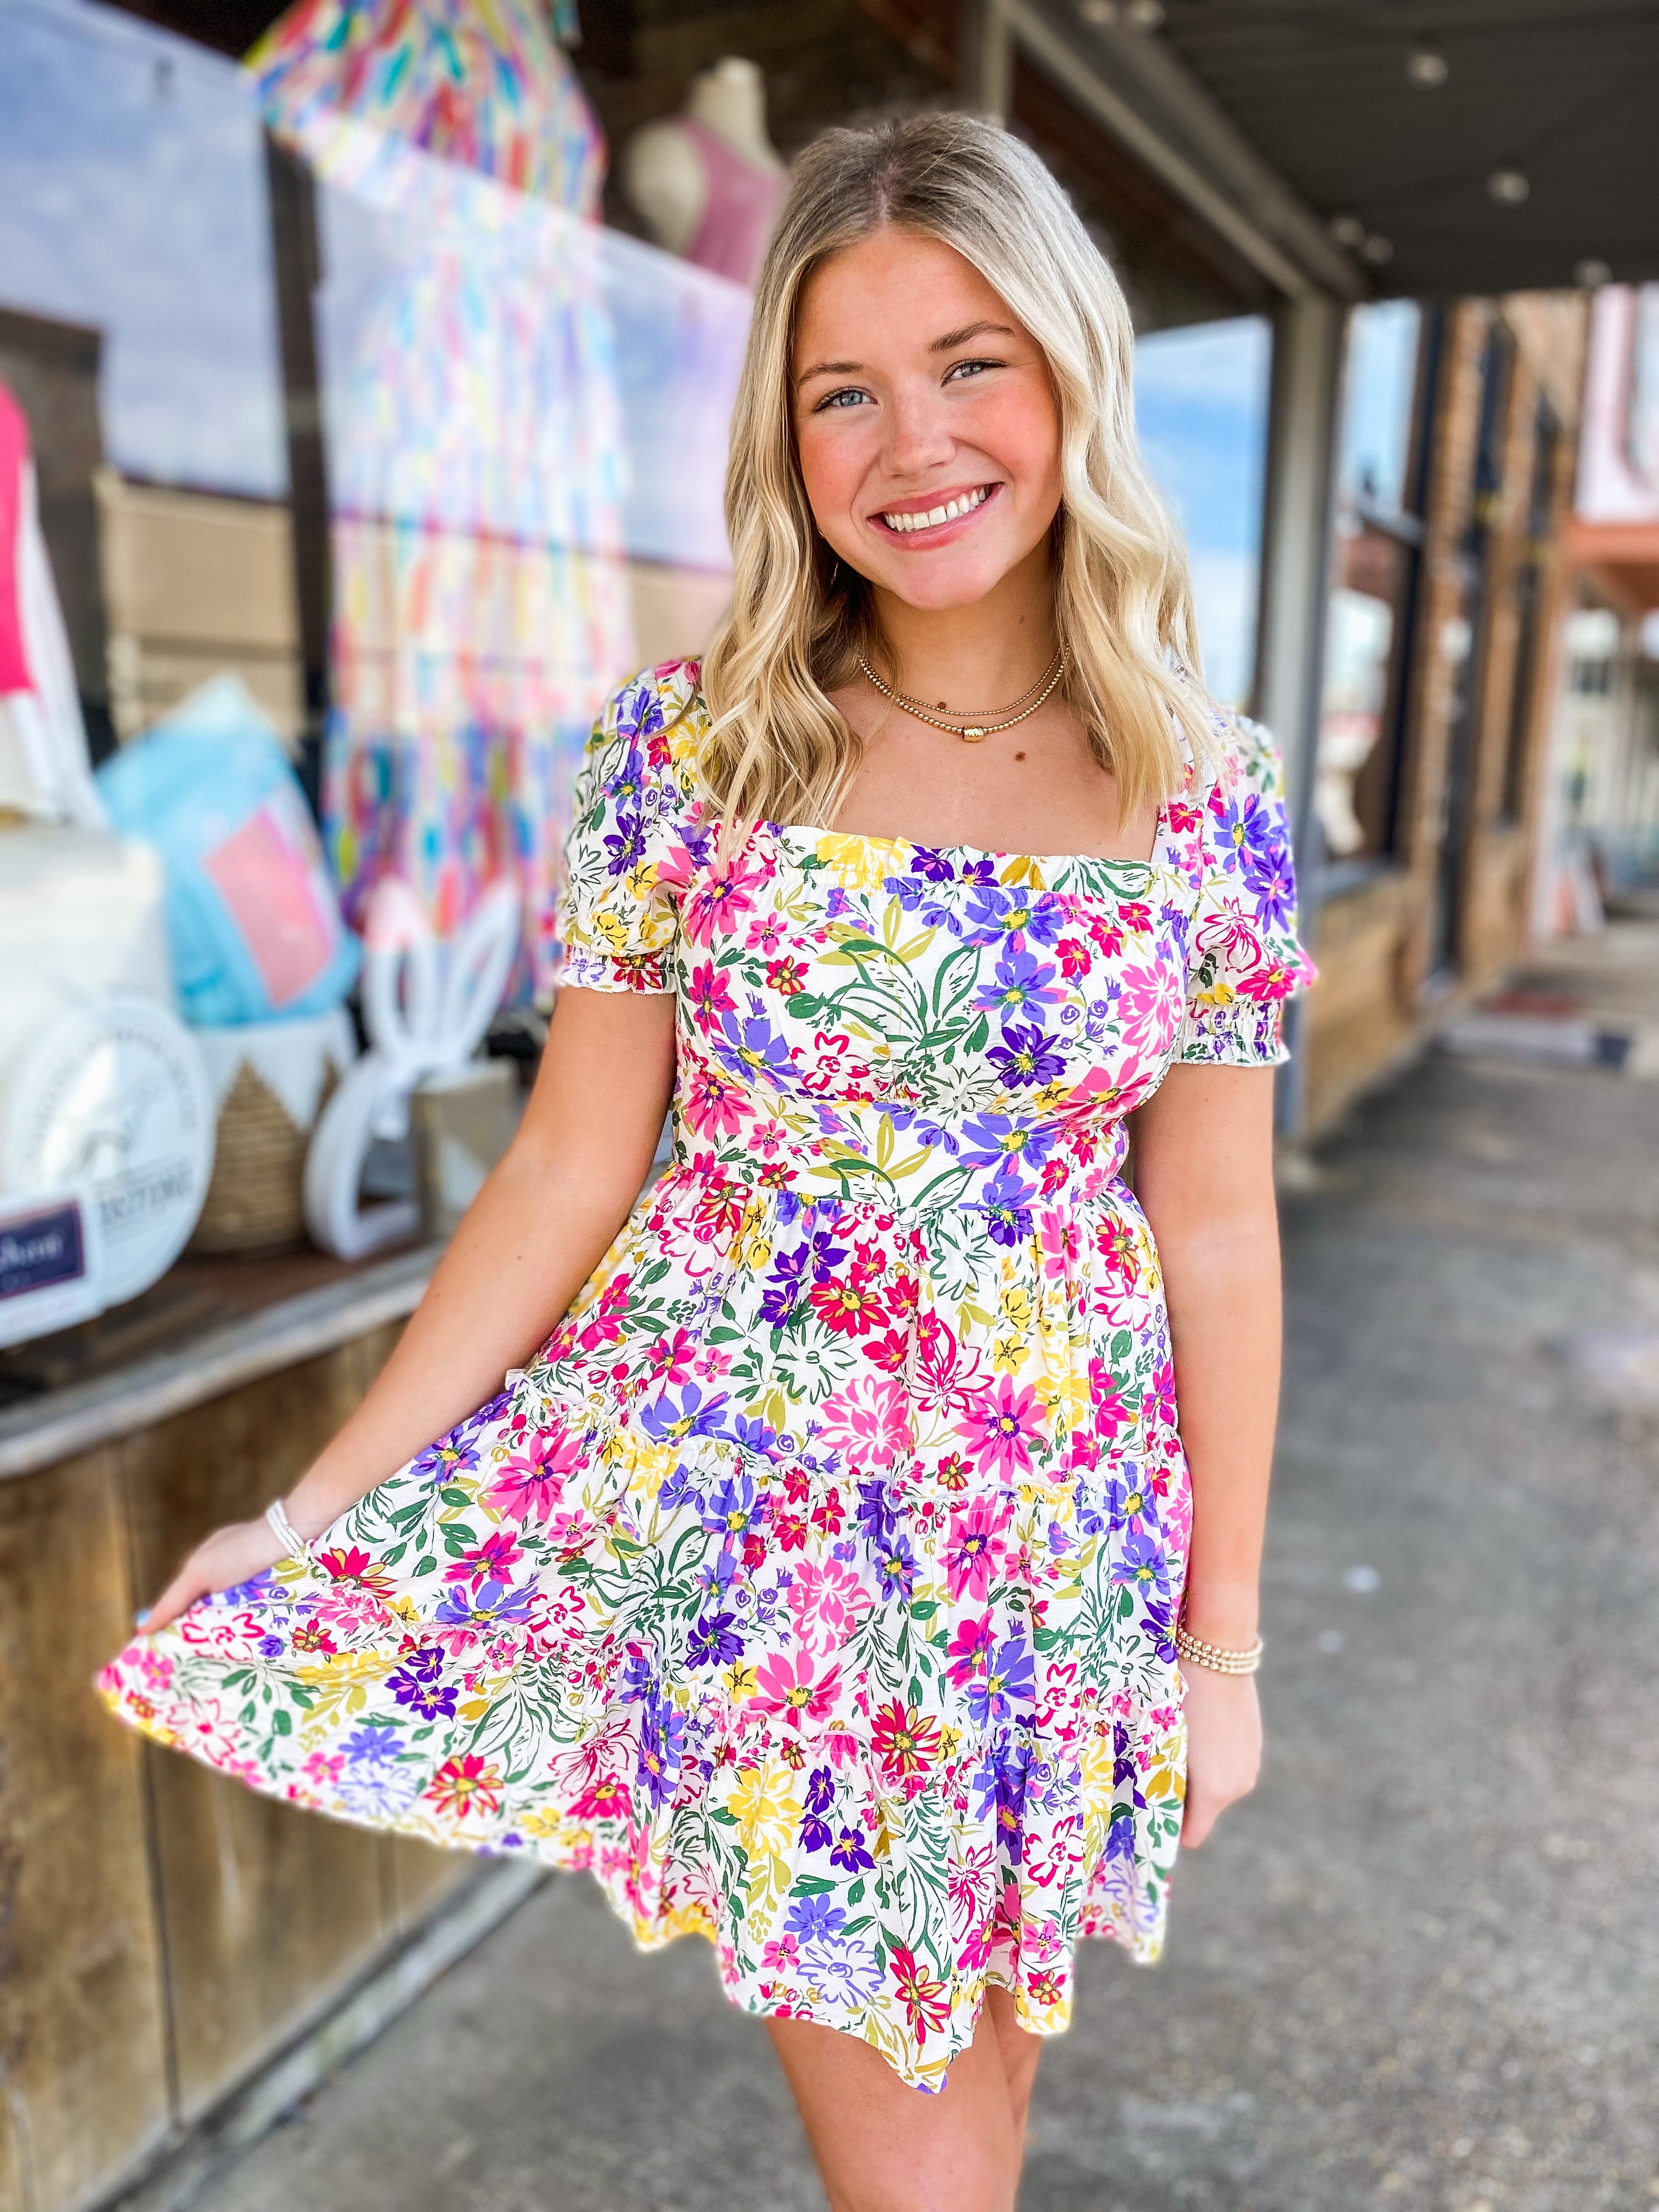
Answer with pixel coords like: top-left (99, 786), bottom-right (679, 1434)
top-left (1078, 0), bottom-right (1116, 22)
top-left (1575, 259), bottom-right (1612, 289)
top-left (1361, 234), bottom-right (1395, 266)
top-left (1126, 0), bottom-right (1165, 27)
top-left (1406, 42), bottom-right (1448, 87)
top-left (1488, 169), bottom-right (1530, 205)
top-left (1327, 213), bottom-right (1367, 249)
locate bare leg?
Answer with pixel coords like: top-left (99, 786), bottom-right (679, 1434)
top-left (766, 1992), bottom-right (1045, 2212)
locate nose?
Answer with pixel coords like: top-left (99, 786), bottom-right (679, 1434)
top-left (881, 379), bottom-right (956, 481)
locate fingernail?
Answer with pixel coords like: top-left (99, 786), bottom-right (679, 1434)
top-left (134, 1610), bottom-right (150, 1627)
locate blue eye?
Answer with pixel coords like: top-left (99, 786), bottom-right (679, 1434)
top-left (946, 358), bottom-right (1001, 383)
top-left (815, 387), bottom-right (869, 413)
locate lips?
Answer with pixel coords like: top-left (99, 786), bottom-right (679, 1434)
top-left (874, 484), bottom-right (994, 535)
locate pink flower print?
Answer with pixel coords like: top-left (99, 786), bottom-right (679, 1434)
top-left (686, 960), bottom-right (736, 1029)
top-left (443, 1529), bottom-right (524, 1590)
top-left (302, 1750), bottom-right (345, 1788)
top-left (945, 1609), bottom-right (996, 1689)
top-left (787, 1557), bottom-right (873, 1656)
top-left (1115, 958), bottom-right (1185, 1059)
top-left (750, 1649), bottom-right (844, 1735)
top-left (762, 1933), bottom-right (801, 1973)
top-left (682, 1062), bottom-right (747, 1141)
top-left (1238, 959), bottom-right (1297, 1005)
top-left (1039, 1211), bottom-right (1084, 1282)
top-left (814, 1370), bottom-right (913, 1468)
top-left (909, 1311), bottom-right (984, 1415)
top-left (682, 857), bottom-right (768, 947)
top-left (647, 1326), bottom-right (698, 1385)
top-left (944, 1498), bottom-right (1013, 1602)
top-left (1194, 898), bottom-right (1265, 977)
top-left (486, 1422), bottom-right (584, 1522)
top-left (138, 1646), bottom-right (174, 1692)
top-left (956, 1374), bottom-right (1045, 1480)
top-left (745, 910), bottom-right (788, 957)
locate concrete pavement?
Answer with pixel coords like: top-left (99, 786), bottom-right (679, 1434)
top-left (175, 924), bottom-right (1659, 2212)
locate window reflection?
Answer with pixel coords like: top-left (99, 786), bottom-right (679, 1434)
top-left (1316, 302), bottom-right (1429, 867)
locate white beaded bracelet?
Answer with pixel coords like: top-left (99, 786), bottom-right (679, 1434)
top-left (1175, 1625), bottom-right (1264, 1675)
top-left (265, 1497), bottom-right (314, 1564)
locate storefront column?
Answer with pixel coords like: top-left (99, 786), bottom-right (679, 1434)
top-left (960, 0), bottom-right (1013, 119)
top-left (1252, 291), bottom-right (1347, 1133)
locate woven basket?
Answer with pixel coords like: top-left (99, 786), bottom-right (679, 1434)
top-left (189, 1057), bottom-right (340, 1255)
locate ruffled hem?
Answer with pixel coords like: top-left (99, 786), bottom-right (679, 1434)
top-left (98, 1643), bottom-right (1176, 2093)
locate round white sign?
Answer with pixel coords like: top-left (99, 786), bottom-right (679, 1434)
top-left (2, 996), bottom-right (215, 1307)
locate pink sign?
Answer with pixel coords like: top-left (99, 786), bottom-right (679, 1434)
top-left (202, 800), bottom-right (337, 1007)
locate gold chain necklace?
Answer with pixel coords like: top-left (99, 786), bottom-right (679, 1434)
top-left (856, 645), bottom-right (1065, 743)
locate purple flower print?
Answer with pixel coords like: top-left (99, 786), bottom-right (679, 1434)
top-left (636, 1692), bottom-right (685, 1809)
top-left (386, 1647), bottom-right (457, 1720)
top-left (961, 884), bottom-right (1066, 947)
top-left (433, 1580), bottom-right (535, 1633)
top-left (1113, 1529), bottom-right (1171, 1600)
top-left (855, 1479), bottom-right (898, 1545)
top-left (759, 1245), bottom-right (809, 1327)
top-left (988, 1021), bottom-right (1066, 1090)
top-left (715, 1008), bottom-right (795, 1091)
top-left (801, 1766), bottom-right (836, 1853)
top-left (979, 1159), bottom-right (1038, 1247)
top-left (972, 1735), bottom-right (1031, 1863)
top-left (973, 947), bottom-right (1065, 1018)
top-left (640, 1382), bottom-right (730, 1447)
top-left (1104, 1466), bottom-right (1160, 1538)
top-left (604, 808), bottom-right (647, 880)
top-left (873, 1533), bottom-right (918, 1602)
top-left (966, 1633), bottom-right (1036, 1728)
top-left (786, 1892), bottom-right (847, 1942)
top-left (730, 1412), bottom-right (780, 1459)
top-left (830, 1822), bottom-right (876, 1874)
top-left (703, 1473), bottom-right (763, 1544)
top-left (957, 1114), bottom-right (1057, 1173)
top-left (799, 1934), bottom-right (884, 2007)
top-left (617, 679), bottom-right (665, 744)
top-left (902, 847), bottom-right (958, 883)
top-left (619, 1649), bottom-right (659, 1705)
top-left (341, 1725), bottom-right (404, 1768)
top-left (409, 1396), bottom-right (503, 1486)
top-left (686, 1611), bottom-right (743, 1668)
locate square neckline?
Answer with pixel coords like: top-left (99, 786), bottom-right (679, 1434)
top-left (763, 786), bottom-right (1180, 879)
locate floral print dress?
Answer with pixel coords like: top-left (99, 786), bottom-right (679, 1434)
top-left (101, 658), bottom-right (1313, 2092)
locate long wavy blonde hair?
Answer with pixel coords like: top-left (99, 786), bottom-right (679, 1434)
top-left (696, 110), bottom-right (1217, 833)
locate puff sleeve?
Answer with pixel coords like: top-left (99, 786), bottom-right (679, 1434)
top-left (553, 664), bottom-right (708, 994)
top-left (1177, 713), bottom-right (1317, 1066)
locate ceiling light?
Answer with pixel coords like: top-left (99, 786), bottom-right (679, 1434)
top-left (1126, 0), bottom-right (1165, 26)
top-left (1406, 42), bottom-right (1448, 88)
top-left (1327, 213), bottom-right (1367, 249)
top-left (1575, 259), bottom-right (1612, 290)
top-left (1361, 234), bottom-right (1395, 266)
top-left (1078, 0), bottom-right (1117, 20)
top-left (1488, 169), bottom-right (1530, 205)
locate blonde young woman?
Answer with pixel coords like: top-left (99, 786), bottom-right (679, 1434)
top-left (106, 114), bottom-right (1313, 2211)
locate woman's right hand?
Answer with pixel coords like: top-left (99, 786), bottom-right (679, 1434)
top-left (138, 1515), bottom-right (288, 1635)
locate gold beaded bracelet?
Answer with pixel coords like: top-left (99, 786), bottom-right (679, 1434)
top-left (1174, 1626), bottom-right (1264, 1675)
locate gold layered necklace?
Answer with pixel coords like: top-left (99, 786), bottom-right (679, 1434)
top-left (855, 644), bottom-right (1065, 743)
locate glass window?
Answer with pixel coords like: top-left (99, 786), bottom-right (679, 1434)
top-left (1135, 316), bottom-right (1272, 710)
top-left (1315, 302), bottom-right (1429, 866)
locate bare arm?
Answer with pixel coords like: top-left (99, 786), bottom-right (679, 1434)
top-left (142, 987), bottom-right (676, 1629)
top-left (1129, 1060), bottom-right (1281, 1847)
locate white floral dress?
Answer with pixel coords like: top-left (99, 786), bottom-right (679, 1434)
top-left (101, 658), bottom-right (1313, 2091)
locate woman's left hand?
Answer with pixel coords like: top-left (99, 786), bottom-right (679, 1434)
top-left (1179, 1667), bottom-right (1262, 1848)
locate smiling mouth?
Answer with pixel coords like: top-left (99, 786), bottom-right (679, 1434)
top-left (874, 484), bottom-right (995, 536)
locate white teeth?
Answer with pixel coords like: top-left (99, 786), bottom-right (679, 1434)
top-left (881, 486), bottom-right (989, 533)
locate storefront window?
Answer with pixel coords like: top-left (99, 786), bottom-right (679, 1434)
top-left (1315, 300), bottom-right (1429, 868)
top-left (1134, 315), bottom-right (1272, 710)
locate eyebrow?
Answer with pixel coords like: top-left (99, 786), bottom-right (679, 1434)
top-left (794, 321), bottom-right (1017, 388)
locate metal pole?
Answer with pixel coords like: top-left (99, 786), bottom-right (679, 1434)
top-left (1251, 292), bottom-right (1348, 1135)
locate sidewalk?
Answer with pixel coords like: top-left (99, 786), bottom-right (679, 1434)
top-left (172, 925), bottom-right (1659, 2212)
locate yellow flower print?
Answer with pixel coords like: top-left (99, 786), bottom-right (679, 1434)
top-left (815, 833), bottom-right (900, 891)
top-left (723, 1758), bottom-right (799, 1857)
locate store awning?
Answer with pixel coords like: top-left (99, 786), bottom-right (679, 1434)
top-left (1035, 0), bottom-right (1659, 301)
top-left (1566, 520), bottom-right (1659, 613)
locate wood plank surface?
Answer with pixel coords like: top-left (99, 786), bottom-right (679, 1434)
top-left (121, 1336), bottom-right (409, 2120)
top-left (0, 1444), bottom-right (172, 2212)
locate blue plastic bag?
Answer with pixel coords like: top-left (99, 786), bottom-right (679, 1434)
top-left (96, 676), bottom-right (360, 1026)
